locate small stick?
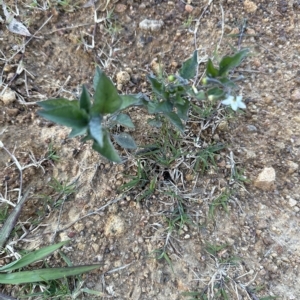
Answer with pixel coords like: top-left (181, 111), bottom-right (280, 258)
top-left (0, 186), bottom-right (31, 249)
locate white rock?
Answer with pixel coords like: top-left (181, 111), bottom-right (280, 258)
top-left (288, 197), bottom-right (297, 207)
top-left (254, 167), bottom-right (276, 191)
top-left (244, 0), bottom-right (257, 13)
top-left (245, 149), bottom-right (257, 159)
top-left (74, 222), bottom-right (85, 232)
top-left (0, 88), bottom-right (16, 105)
top-left (291, 89), bottom-right (300, 101)
top-left (287, 160), bottom-right (299, 174)
top-left (116, 71), bottom-right (130, 85)
top-left (139, 19), bottom-right (164, 31)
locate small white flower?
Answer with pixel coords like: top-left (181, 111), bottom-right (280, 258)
top-left (221, 95), bottom-right (246, 111)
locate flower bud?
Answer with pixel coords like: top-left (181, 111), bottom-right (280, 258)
top-left (168, 75), bottom-right (176, 82)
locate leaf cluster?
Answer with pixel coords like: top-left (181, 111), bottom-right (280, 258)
top-left (37, 49), bottom-right (249, 163)
top-left (38, 67), bottom-right (143, 162)
top-left (205, 49), bottom-right (249, 100)
top-left (145, 50), bottom-right (205, 132)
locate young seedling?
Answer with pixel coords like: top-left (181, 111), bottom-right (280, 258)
top-left (46, 142), bottom-right (60, 162)
top-left (151, 248), bottom-right (174, 272)
top-left (193, 144), bottom-right (225, 174)
top-left (208, 189), bottom-right (231, 220)
top-left (164, 191), bottom-right (194, 233)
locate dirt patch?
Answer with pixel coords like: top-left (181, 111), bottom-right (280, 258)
top-left (1, 0), bottom-right (300, 299)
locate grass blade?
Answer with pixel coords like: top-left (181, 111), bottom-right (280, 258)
top-left (0, 241), bottom-right (69, 272)
top-left (0, 265), bottom-right (100, 284)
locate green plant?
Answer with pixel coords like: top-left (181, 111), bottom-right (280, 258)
top-left (37, 49), bottom-right (248, 163)
top-left (194, 144), bottom-right (225, 173)
top-left (146, 50), bottom-right (202, 132)
top-left (182, 15), bottom-right (194, 28)
top-left (18, 248), bottom-right (103, 299)
top-left (208, 189), bottom-right (231, 219)
top-left (203, 49), bottom-right (249, 110)
top-left (0, 241), bottom-right (100, 285)
top-left (55, 0), bottom-right (79, 12)
top-left (37, 67), bottom-right (143, 163)
top-left (47, 142), bottom-right (60, 162)
top-left (151, 248), bottom-right (173, 272)
top-left (164, 192), bottom-right (194, 233)
top-left (120, 159), bottom-right (158, 202)
top-left (49, 178), bottom-right (76, 196)
top-left (0, 204), bottom-right (9, 222)
top-left (205, 243), bottom-right (239, 265)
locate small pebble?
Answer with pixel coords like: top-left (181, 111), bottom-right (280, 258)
top-left (288, 198), bottom-right (297, 207)
top-left (246, 125), bottom-right (258, 132)
top-left (139, 19), bottom-right (164, 31)
top-left (291, 89), bottom-right (300, 101)
top-left (116, 71), bottom-right (130, 85)
top-left (244, 0), bottom-right (257, 13)
top-left (254, 167), bottom-right (276, 191)
top-left (185, 4), bottom-right (193, 12)
top-left (115, 4), bottom-right (127, 13)
top-left (0, 88), bottom-right (16, 105)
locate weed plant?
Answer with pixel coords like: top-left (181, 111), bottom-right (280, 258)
top-left (37, 49), bottom-right (249, 162)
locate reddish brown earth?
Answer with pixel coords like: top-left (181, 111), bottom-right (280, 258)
top-left (1, 0), bottom-right (300, 299)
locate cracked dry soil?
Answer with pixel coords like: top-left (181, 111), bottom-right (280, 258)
top-left (1, 0), bottom-right (300, 299)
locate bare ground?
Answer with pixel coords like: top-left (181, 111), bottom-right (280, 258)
top-left (1, 0), bottom-right (300, 299)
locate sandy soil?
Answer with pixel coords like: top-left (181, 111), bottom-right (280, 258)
top-left (1, 0), bottom-right (300, 299)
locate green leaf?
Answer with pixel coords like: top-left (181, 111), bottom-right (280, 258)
top-left (80, 85), bottom-right (91, 113)
top-left (165, 112), bottom-right (184, 132)
top-left (119, 94), bottom-right (143, 110)
top-left (113, 133), bottom-right (137, 149)
top-left (80, 288), bottom-right (105, 296)
top-left (207, 87), bottom-right (225, 100)
top-left (92, 67), bottom-right (122, 114)
top-left (69, 126), bottom-right (87, 138)
top-left (179, 50), bottom-right (198, 80)
top-left (0, 241), bottom-right (69, 272)
top-left (147, 118), bottom-right (162, 127)
top-left (195, 90), bottom-right (206, 100)
top-left (89, 115), bottom-right (103, 147)
top-left (218, 48), bottom-right (249, 77)
top-left (206, 58), bottom-right (219, 78)
top-left (145, 101), bottom-right (157, 114)
top-left (175, 99), bottom-right (189, 121)
top-left (152, 100), bottom-right (173, 113)
top-left (92, 129), bottom-right (121, 163)
top-left (186, 87), bottom-right (206, 101)
top-left (147, 75), bottom-right (167, 100)
top-left (0, 265), bottom-right (100, 284)
top-left (116, 113), bottom-right (135, 128)
top-left (38, 106), bottom-right (89, 130)
top-left (219, 77), bottom-right (237, 89)
top-left (175, 93), bottom-right (185, 105)
top-left (81, 134), bottom-right (94, 143)
top-left (37, 98), bottom-right (78, 110)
